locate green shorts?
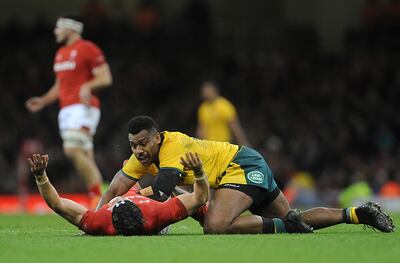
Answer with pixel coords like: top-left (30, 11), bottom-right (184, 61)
top-left (219, 146), bottom-right (278, 191)
top-left (218, 146), bottom-right (279, 212)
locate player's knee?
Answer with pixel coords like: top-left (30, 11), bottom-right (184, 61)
top-left (203, 218), bottom-right (231, 234)
top-left (63, 146), bottom-right (82, 160)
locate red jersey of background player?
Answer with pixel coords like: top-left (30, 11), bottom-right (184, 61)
top-left (79, 194), bottom-right (188, 235)
top-left (53, 39), bottom-right (106, 109)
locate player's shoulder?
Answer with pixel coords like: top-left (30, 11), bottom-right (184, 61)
top-left (159, 131), bottom-right (190, 153)
top-left (162, 131), bottom-right (191, 143)
top-left (76, 39), bottom-right (101, 51)
top-left (217, 96), bottom-right (234, 106)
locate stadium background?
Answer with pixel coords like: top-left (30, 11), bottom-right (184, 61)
top-left (1, 0), bottom-right (399, 210)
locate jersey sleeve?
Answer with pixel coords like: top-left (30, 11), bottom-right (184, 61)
top-left (220, 98), bottom-right (237, 121)
top-left (78, 209), bottom-right (117, 236)
top-left (84, 42), bottom-right (106, 69)
top-left (122, 154), bottom-right (149, 180)
top-left (146, 198), bottom-right (188, 234)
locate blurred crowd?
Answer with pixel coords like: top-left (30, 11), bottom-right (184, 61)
top-left (1, 0), bottom-right (400, 206)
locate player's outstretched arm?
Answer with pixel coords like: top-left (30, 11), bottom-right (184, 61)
top-left (28, 154), bottom-right (87, 226)
top-left (229, 117), bottom-right (251, 147)
top-left (96, 170), bottom-right (137, 210)
top-left (177, 153), bottom-right (209, 215)
top-left (25, 80), bottom-right (60, 112)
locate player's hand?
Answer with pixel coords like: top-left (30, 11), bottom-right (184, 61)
top-left (79, 84), bottom-right (92, 105)
top-left (180, 152), bottom-right (203, 176)
top-left (25, 97), bottom-right (45, 112)
top-left (28, 154), bottom-right (49, 178)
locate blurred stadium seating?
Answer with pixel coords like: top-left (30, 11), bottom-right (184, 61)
top-left (1, 0), bottom-right (400, 211)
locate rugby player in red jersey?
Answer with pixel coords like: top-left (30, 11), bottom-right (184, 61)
top-left (25, 14), bottom-right (112, 208)
top-left (28, 152), bottom-right (209, 236)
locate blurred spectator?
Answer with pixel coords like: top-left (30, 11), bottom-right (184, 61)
top-left (133, 0), bottom-right (160, 34)
top-left (196, 81), bottom-right (251, 146)
top-left (0, 2), bottom-right (400, 210)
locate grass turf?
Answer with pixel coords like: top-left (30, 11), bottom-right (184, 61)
top-left (0, 214), bottom-right (399, 263)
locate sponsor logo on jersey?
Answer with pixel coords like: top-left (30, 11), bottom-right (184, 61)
top-left (247, 171), bottom-right (264, 184)
top-left (223, 183), bottom-right (240, 188)
top-left (54, 61), bottom-right (76, 72)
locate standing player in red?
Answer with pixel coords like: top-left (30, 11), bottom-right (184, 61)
top-left (28, 153), bottom-right (209, 236)
top-left (25, 14), bottom-right (112, 208)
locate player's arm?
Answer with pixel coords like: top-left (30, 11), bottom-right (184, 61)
top-left (25, 79), bottom-right (60, 112)
top-left (80, 63), bottom-right (112, 104)
top-left (176, 153), bottom-right (209, 214)
top-left (96, 170), bottom-right (137, 210)
top-left (28, 154), bottom-right (87, 226)
top-left (143, 168), bottom-right (183, 202)
top-left (196, 108), bottom-right (205, 139)
top-left (229, 117), bottom-right (251, 147)
top-left (196, 124), bottom-right (205, 139)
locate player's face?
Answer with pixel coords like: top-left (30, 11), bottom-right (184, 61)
top-left (54, 27), bottom-right (69, 44)
top-left (201, 84), bottom-right (218, 102)
top-left (129, 130), bottom-right (161, 167)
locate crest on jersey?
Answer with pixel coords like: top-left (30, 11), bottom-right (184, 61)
top-left (69, 49), bottom-right (78, 59)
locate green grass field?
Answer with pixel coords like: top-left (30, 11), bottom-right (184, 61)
top-left (1, 214), bottom-right (399, 263)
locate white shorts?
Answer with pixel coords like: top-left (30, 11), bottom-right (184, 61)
top-left (58, 104), bottom-right (100, 150)
top-left (58, 104), bottom-right (101, 134)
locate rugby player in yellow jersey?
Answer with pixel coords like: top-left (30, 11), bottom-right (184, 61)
top-left (97, 115), bottom-right (394, 234)
top-left (196, 81), bottom-right (250, 146)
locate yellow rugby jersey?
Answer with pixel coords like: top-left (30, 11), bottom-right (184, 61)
top-left (122, 131), bottom-right (239, 188)
top-left (198, 96), bottom-right (237, 142)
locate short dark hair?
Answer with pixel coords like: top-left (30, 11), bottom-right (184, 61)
top-left (58, 13), bottom-right (84, 24)
top-left (112, 200), bottom-right (144, 236)
top-left (127, 115), bottom-right (159, 135)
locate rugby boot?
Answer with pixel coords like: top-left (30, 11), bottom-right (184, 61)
top-left (355, 202), bottom-right (395, 232)
top-left (282, 210), bottom-right (314, 233)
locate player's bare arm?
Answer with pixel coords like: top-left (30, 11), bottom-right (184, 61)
top-left (25, 79), bottom-right (60, 112)
top-left (229, 117), bottom-right (251, 147)
top-left (28, 154), bottom-right (87, 226)
top-left (196, 124), bottom-right (205, 139)
top-left (96, 169), bottom-right (136, 210)
top-left (79, 63), bottom-right (112, 105)
top-left (177, 152), bottom-right (209, 214)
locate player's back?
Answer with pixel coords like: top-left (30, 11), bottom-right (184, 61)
top-left (160, 131), bottom-right (239, 187)
top-left (124, 194), bottom-right (187, 234)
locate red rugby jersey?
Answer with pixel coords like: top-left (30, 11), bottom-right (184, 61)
top-left (53, 39), bottom-right (106, 108)
top-left (79, 194), bottom-right (188, 235)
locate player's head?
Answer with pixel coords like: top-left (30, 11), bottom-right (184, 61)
top-left (54, 13), bottom-right (84, 44)
top-left (200, 80), bottom-right (220, 102)
top-left (112, 199), bottom-right (144, 235)
top-left (127, 115), bottom-right (161, 167)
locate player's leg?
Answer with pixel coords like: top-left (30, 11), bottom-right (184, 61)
top-left (59, 104), bottom-right (103, 208)
top-left (204, 146), bottom-right (312, 234)
top-left (203, 186), bottom-right (312, 234)
top-left (67, 145), bottom-right (102, 189)
top-left (257, 195), bottom-right (343, 230)
top-left (63, 142), bottom-right (102, 203)
top-left (301, 203), bottom-right (394, 231)
top-left (203, 187), bottom-right (255, 234)
top-left (256, 191), bottom-right (394, 232)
